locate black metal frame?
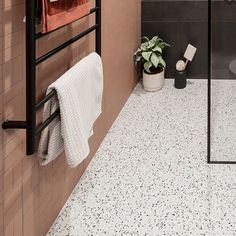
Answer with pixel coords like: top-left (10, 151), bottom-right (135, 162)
top-left (207, 0), bottom-right (236, 164)
top-left (2, 0), bottom-right (102, 155)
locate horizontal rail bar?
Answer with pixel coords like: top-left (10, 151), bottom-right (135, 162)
top-left (209, 161), bottom-right (236, 164)
top-left (36, 108), bottom-right (60, 136)
top-left (36, 90), bottom-right (57, 110)
top-left (36, 24), bottom-right (98, 65)
top-left (2, 120), bottom-right (27, 129)
top-left (35, 7), bottom-right (99, 40)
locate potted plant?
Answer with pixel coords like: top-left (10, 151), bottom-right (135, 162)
top-left (135, 36), bottom-right (170, 92)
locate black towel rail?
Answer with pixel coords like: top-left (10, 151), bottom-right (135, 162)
top-left (2, 0), bottom-right (102, 155)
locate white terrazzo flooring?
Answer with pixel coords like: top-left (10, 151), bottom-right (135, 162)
top-left (211, 80), bottom-right (236, 162)
top-left (47, 79), bottom-right (236, 236)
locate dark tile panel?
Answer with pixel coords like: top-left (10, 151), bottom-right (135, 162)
top-left (142, 0), bottom-right (236, 79)
top-left (142, 1), bottom-right (208, 22)
top-left (212, 22), bottom-right (236, 55)
top-left (179, 22), bottom-right (208, 79)
top-left (212, 22), bottom-right (236, 79)
top-left (212, 2), bottom-right (236, 22)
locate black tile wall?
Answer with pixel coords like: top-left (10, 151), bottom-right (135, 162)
top-left (142, 0), bottom-right (208, 79)
top-left (142, 0), bottom-right (236, 79)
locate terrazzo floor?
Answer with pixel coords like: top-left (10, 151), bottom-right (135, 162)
top-left (211, 80), bottom-right (236, 162)
top-left (47, 79), bottom-right (236, 236)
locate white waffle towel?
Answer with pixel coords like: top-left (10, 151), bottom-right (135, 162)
top-left (38, 53), bottom-right (103, 167)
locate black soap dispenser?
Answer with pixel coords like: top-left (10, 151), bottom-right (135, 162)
top-left (174, 59), bottom-right (187, 89)
top-left (174, 44), bottom-right (197, 89)
top-left (174, 69), bottom-right (187, 89)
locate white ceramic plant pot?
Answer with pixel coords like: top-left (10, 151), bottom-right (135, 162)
top-left (143, 70), bottom-right (165, 92)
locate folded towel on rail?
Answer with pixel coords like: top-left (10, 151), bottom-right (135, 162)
top-left (40, 0), bottom-right (90, 33)
top-left (38, 53), bottom-right (103, 167)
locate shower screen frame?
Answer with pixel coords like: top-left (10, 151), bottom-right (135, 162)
top-left (207, 0), bottom-right (236, 164)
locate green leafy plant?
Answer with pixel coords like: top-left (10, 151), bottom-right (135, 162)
top-left (135, 36), bottom-right (170, 74)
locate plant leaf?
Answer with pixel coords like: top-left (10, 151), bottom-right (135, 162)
top-left (142, 51), bottom-right (152, 61)
top-left (153, 46), bottom-right (162, 53)
top-left (134, 49), bottom-right (142, 58)
top-left (135, 55), bottom-right (142, 62)
top-left (144, 61), bottom-right (152, 73)
top-left (135, 48), bottom-right (141, 54)
top-left (151, 53), bottom-right (160, 68)
top-left (147, 41), bottom-right (155, 49)
top-left (159, 42), bottom-right (170, 49)
top-left (159, 56), bottom-right (166, 68)
top-left (150, 36), bottom-right (159, 42)
top-left (142, 36), bottom-right (149, 42)
top-left (140, 42), bottom-right (148, 51)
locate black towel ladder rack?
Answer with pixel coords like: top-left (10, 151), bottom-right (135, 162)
top-left (2, 0), bottom-right (102, 155)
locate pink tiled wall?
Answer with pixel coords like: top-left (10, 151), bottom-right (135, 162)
top-left (0, 0), bottom-right (141, 235)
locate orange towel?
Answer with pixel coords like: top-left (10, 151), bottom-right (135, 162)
top-left (41, 0), bottom-right (90, 33)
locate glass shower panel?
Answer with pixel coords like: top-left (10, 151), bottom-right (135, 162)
top-left (211, 0), bottom-right (236, 161)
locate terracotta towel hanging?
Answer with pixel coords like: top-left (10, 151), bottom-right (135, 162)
top-left (41, 0), bottom-right (90, 33)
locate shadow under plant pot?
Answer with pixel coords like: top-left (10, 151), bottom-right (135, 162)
top-left (143, 69), bottom-right (165, 92)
